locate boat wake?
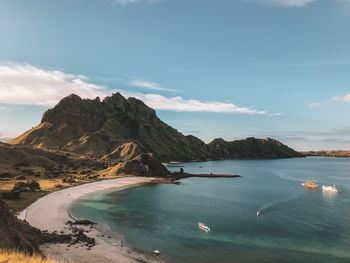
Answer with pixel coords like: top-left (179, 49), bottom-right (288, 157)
top-left (257, 195), bottom-right (301, 217)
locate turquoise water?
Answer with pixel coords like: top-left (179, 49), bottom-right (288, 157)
top-left (71, 157), bottom-right (350, 263)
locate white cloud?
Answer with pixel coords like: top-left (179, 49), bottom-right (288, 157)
top-left (310, 93), bottom-right (350, 108)
top-left (309, 102), bottom-right (323, 109)
top-left (129, 78), bottom-right (181, 93)
top-left (109, 0), bottom-right (163, 6)
top-left (266, 0), bottom-right (315, 7)
top-left (246, 0), bottom-right (315, 7)
top-left (268, 112), bottom-right (283, 116)
top-left (0, 63), bottom-right (279, 115)
top-left (248, 0), bottom-right (350, 8)
top-left (110, 0), bottom-right (138, 5)
top-left (332, 93), bottom-right (350, 102)
top-left (0, 130), bottom-right (18, 142)
top-left (0, 63), bottom-right (108, 106)
top-left (123, 92), bottom-right (272, 114)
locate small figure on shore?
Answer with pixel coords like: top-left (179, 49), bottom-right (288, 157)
top-left (179, 168), bottom-right (184, 173)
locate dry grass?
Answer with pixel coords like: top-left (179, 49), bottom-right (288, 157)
top-left (1, 177), bottom-right (105, 211)
top-left (0, 179), bottom-right (72, 211)
top-left (0, 179), bottom-right (62, 211)
top-left (0, 181), bottom-right (15, 192)
top-left (0, 179), bottom-right (70, 192)
top-left (0, 251), bottom-right (59, 263)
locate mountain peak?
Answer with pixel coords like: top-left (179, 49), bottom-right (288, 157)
top-left (41, 93), bottom-right (100, 124)
top-left (64, 93), bottom-right (82, 101)
top-left (103, 92), bottom-right (127, 106)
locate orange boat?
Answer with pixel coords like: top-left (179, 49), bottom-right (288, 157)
top-left (304, 179), bottom-right (318, 190)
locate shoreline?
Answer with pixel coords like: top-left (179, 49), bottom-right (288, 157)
top-left (18, 176), bottom-right (165, 263)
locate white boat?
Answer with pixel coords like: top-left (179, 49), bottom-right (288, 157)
top-left (257, 211), bottom-right (261, 217)
top-left (198, 222), bottom-right (210, 232)
top-left (153, 250), bottom-right (160, 255)
top-left (322, 185), bottom-right (338, 193)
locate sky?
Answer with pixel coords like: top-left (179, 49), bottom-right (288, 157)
top-left (1, 0), bottom-right (350, 150)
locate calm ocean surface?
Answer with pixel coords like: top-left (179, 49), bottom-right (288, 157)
top-left (71, 157), bottom-right (350, 263)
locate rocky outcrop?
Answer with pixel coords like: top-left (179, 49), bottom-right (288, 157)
top-left (105, 153), bottom-right (169, 177)
top-left (101, 141), bottom-right (144, 161)
top-left (10, 93), bottom-right (303, 162)
top-left (0, 199), bottom-right (70, 254)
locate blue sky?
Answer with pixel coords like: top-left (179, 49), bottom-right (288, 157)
top-left (1, 0), bottom-right (350, 150)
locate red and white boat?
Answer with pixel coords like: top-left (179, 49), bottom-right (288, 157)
top-left (198, 222), bottom-right (210, 232)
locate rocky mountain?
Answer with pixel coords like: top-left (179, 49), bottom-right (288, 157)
top-left (10, 93), bottom-right (209, 162)
top-left (10, 93), bottom-right (303, 162)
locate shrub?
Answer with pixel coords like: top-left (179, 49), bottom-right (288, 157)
top-left (0, 172), bottom-right (11, 178)
top-left (22, 169), bottom-right (35, 176)
top-left (13, 162), bottom-right (30, 167)
top-left (61, 177), bottom-right (76, 184)
top-left (2, 190), bottom-right (21, 200)
top-left (13, 180), bottom-right (40, 192)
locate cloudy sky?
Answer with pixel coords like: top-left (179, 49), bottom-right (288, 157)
top-left (1, 0), bottom-right (350, 150)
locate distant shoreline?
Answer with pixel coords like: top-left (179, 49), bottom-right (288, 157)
top-left (18, 177), bottom-right (165, 263)
top-left (301, 151), bottom-right (350, 158)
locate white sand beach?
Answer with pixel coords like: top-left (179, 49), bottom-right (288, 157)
top-left (18, 176), bottom-right (164, 263)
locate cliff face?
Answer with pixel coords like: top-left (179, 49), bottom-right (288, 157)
top-left (0, 199), bottom-right (41, 253)
top-left (0, 199), bottom-right (61, 254)
top-left (0, 198), bottom-right (71, 254)
top-left (10, 93), bottom-right (302, 162)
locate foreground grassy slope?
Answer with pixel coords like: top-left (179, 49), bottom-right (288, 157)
top-left (0, 251), bottom-right (59, 263)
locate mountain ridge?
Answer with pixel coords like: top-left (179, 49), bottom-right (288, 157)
top-left (10, 93), bottom-right (303, 162)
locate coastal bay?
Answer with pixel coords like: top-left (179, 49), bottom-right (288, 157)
top-left (18, 177), bottom-right (164, 263)
top-left (71, 158), bottom-right (350, 263)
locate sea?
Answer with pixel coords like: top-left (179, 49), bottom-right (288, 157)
top-left (70, 157), bottom-right (350, 263)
